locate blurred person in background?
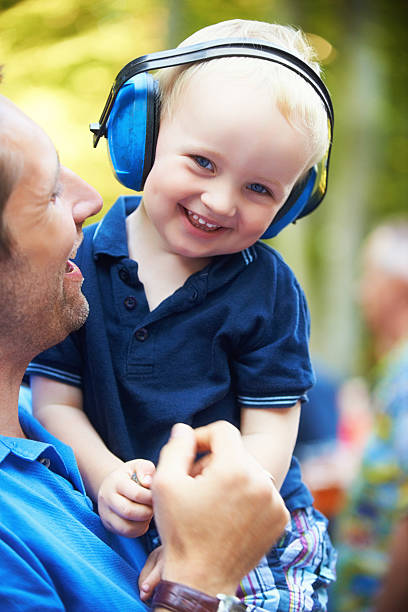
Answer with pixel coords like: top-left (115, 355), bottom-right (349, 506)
top-left (294, 362), bottom-right (344, 526)
top-left (334, 220), bottom-right (408, 612)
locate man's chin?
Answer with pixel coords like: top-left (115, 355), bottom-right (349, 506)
top-left (62, 295), bottom-right (90, 335)
top-left (69, 297), bottom-right (90, 332)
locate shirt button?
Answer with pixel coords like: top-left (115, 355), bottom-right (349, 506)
top-left (190, 289), bottom-right (198, 301)
top-left (38, 457), bottom-right (51, 468)
top-left (135, 327), bottom-right (148, 342)
top-left (124, 296), bottom-right (137, 310)
top-left (119, 267), bottom-right (130, 283)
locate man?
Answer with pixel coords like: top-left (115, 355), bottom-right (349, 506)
top-left (0, 92), bottom-right (289, 611)
top-left (335, 221), bottom-right (408, 612)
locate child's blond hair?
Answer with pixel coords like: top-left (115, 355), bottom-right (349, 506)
top-left (158, 19), bottom-right (330, 169)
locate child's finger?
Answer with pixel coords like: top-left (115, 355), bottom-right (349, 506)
top-left (110, 493), bottom-right (153, 523)
top-left (126, 458), bottom-right (156, 488)
top-left (117, 473), bottom-right (154, 505)
top-left (101, 507), bottom-right (152, 538)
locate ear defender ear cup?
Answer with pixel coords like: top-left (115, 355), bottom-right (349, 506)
top-left (261, 167), bottom-right (317, 239)
top-left (107, 72), bottom-right (160, 191)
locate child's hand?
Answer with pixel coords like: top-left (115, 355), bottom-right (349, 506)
top-left (98, 459), bottom-right (156, 538)
top-left (138, 545), bottom-right (164, 601)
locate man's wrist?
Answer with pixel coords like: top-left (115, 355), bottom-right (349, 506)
top-left (152, 580), bottom-right (247, 612)
top-left (162, 562), bottom-right (237, 597)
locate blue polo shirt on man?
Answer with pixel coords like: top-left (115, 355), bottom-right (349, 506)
top-left (27, 196), bottom-right (314, 513)
top-left (0, 407), bottom-right (147, 611)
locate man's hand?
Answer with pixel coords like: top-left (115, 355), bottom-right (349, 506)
top-left (152, 421), bottom-right (290, 597)
top-left (139, 545), bottom-right (164, 601)
top-left (98, 459), bottom-right (156, 538)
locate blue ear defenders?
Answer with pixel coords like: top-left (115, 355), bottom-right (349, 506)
top-left (90, 38), bottom-right (333, 238)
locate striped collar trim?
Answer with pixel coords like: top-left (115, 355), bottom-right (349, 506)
top-left (241, 246), bottom-right (256, 266)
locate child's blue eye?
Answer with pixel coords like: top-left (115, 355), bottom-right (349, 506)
top-left (248, 183), bottom-right (269, 195)
top-left (193, 156), bottom-right (213, 171)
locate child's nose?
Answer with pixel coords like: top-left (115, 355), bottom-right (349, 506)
top-left (201, 186), bottom-right (237, 217)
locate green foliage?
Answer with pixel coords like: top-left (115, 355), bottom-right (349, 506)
top-left (1, 0), bottom-right (406, 375)
top-left (0, 0), bottom-right (168, 221)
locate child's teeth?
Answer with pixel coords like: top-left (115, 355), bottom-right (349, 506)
top-left (186, 209), bottom-right (220, 231)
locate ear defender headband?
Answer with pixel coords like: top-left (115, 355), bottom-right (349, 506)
top-left (90, 38), bottom-right (334, 238)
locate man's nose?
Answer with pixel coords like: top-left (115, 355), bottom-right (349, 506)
top-left (62, 166), bottom-right (103, 225)
top-left (72, 187), bottom-right (103, 227)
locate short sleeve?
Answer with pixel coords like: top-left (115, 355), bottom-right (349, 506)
top-left (26, 332), bottom-right (83, 388)
top-left (234, 253), bottom-right (314, 408)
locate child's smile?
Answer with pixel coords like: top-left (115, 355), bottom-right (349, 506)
top-left (183, 205), bottom-right (226, 233)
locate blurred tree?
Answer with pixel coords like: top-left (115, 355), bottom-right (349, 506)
top-left (0, 0), bottom-right (168, 220)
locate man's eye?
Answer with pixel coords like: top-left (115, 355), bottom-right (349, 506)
top-left (247, 183), bottom-right (269, 195)
top-left (50, 188), bottom-right (62, 204)
top-left (193, 155), bottom-right (214, 171)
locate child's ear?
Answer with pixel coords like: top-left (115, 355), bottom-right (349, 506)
top-left (107, 72), bottom-right (160, 192)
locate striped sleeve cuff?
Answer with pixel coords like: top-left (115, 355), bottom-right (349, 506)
top-left (237, 393), bottom-right (307, 408)
top-left (26, 362), bottom-right (82, 387)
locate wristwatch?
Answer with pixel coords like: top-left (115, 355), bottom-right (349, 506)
top-left (151, 580), bottom-right (247, 611)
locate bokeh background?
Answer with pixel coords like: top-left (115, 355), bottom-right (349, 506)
top-left (1, 0), bottom-right (407, 379)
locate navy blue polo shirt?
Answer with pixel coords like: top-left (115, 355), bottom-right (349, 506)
top-left (0, 408), bottom-right (147, 610)
top-left (27, 196), bottom-right (314, 511)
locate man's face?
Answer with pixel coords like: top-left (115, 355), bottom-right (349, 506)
top-left (142, 66), bottom-right (312, 261)
top-left (359, 259), bottom-right (406, 336)
top-left (0, 101), bottom-right (102, 357)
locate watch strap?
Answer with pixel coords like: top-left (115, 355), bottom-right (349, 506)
top-left (151, 580), bottom-right (219, 612)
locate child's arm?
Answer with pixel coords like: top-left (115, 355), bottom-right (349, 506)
top-left (240, 402), bottom-right (301, 490)
top-left (31, 376), bottom-right (155, 537)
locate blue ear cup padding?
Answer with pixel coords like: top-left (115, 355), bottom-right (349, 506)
top-left (261, 167), bottom-right (317, 239)
top-left (107, 72), bottom-right (159, 191)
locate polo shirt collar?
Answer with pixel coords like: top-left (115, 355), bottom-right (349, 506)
top-left (93, 195), bottom-right (142, 258)
top-left (0, 408), bottom-right (87, 495)
top-left (0, 409), bottom-right (49, 464)
top-left (205, 245), bottom-right (259, 294)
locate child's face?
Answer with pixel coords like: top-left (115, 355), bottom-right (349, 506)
top-left (142, 66), bottom-right (312, 260)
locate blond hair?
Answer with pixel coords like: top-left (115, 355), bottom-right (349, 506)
top-left (158, 19), bottom-right (330, 169)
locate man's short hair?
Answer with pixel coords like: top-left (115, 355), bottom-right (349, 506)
top-left (0, 69), bottom-right (20, 259)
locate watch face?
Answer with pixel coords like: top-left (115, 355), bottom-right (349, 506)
top-left (217, 594), bottom-right (247, 611)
